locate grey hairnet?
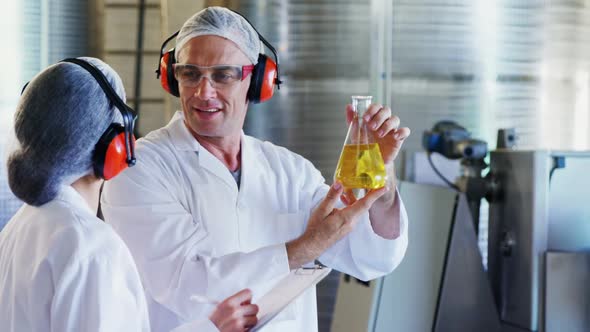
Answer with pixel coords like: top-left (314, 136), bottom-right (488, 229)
top-left (7, 57), bottom-right (125, 206)
top-left (175, 6), bottom-right (261, 64)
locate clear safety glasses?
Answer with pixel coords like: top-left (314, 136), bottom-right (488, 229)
top-left (173, 64), bottom-right (255, 89)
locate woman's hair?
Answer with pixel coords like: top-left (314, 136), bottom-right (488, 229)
top-left (7, 57), bottom-right (126, 206)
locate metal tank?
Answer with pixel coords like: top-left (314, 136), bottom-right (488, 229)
top-left (230, 0), bottom-right (372, 178)
top-left (220, 1), bottom-right (373, 331)
top-left (388, 1), bottom-right (545, 152)
top-left (389, 0), bottom-right (590, 155)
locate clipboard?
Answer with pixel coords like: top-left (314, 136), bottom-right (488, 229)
top-left (251, 265), bottom-right (332, 331)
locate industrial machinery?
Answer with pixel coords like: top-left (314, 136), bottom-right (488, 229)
top-left (422, 120), bottom-right (491, 230)
top-left (331, 123), bottom-right (590, 332)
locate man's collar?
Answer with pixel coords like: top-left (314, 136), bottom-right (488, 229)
top-left (167, 111), bottom-right (203, 151)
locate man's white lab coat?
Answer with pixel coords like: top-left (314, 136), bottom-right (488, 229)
top-left (0, 185), bottom-right (151, 332)
top-left (101, 111), bottom-right (408, 332)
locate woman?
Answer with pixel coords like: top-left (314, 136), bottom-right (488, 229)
top-left (0, 57), bottom-right (257, 332)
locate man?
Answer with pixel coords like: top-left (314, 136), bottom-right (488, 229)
top-left (102, 6), bottom-right (410, 332)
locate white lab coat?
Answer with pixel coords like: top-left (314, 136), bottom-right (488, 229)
top-left (0, 184), bottom-right (217, 332)
top-left (101, 111), bottom-right (409, 332)
top-left (0, 185), bottom-right (151, 332)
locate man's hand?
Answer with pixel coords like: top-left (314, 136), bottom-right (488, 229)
top-left (286, 182), bottom-right (388, 269)
top-left (341, 104), bottom-right (410, 206)
top-left (346, 104), bottom-right (410, 164)
top-left (345, 103), bottom-right (410, 238)
top-left (209, 289), bottom-right (259, 332)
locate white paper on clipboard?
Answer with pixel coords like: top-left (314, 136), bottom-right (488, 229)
top-left (251, 265), bottom-right (332, 331)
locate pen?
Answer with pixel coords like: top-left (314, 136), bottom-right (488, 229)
top-left (189, 294), bottom-right (220, 305)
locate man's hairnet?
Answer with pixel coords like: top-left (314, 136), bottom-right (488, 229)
top-left (7, 57), bottom-right (125, 206)
top-left (175, 6), bottom-right (261, 64)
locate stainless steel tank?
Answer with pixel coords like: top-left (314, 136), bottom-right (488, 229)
top-left (222, 1), bottom-right (372, 330)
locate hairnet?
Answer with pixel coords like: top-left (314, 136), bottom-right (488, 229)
top-left (175, 6), bottom-right (261, 64)
top-left (7, 57), bottom-right (125, 206)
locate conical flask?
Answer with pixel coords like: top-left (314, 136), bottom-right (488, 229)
top-left (334, 95), bottom-right (387, 191)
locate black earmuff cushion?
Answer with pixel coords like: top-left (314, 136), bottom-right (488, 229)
top-left (93, 123), bottom-right (125, 179)
top-left (166, 51), bottom-right (179, 97)
top-left (248, 54), bottom-right (268, 104)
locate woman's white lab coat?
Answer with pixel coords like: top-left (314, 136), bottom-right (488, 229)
top-left (0, 185), bottom-right (151, 332)
top-left (0, 184), bottom-right (218, 332)
top-left (101, 111), bottom-right (409, 332)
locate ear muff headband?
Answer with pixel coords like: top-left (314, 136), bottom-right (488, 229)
top-left (155, 10), bottom-right (283, 103)
top-left (61, 58), bottom-right (137, 179)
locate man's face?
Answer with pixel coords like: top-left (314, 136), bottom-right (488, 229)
top-left (176, 35), bottom-right (252, 141)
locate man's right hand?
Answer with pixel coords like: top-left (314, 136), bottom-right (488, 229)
top-left (286, 182), bottom-right (388, 269)
top-left (209, 289), bottom-right (259, 332)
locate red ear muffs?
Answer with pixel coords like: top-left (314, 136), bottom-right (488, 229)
top-left (93, 123), bottom-right (136, 180)
top-left (59, 58), bottom-right (137, 180)
top-left (247, 54), bottom-right (278, 104)
top-left (159, 50), bottom-right (180, 97)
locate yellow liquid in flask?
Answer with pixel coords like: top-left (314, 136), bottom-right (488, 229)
top-left (335, 143), bottom-right (387, 189)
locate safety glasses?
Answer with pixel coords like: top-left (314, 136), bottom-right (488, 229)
top-left (173, 64), bottom-right (255, 89)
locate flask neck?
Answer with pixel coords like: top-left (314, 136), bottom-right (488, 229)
top-left (352, 105), bottom-right (370, 124)
top-left (354, 107), bottom-right (369, 118)
top-left (351, 96), bottom-right (372, 118)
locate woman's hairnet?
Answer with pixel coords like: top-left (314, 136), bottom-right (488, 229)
top-left (7, 57), bottom-right (126, 206)
top-left (175, 6), bottom-right (261, 64)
